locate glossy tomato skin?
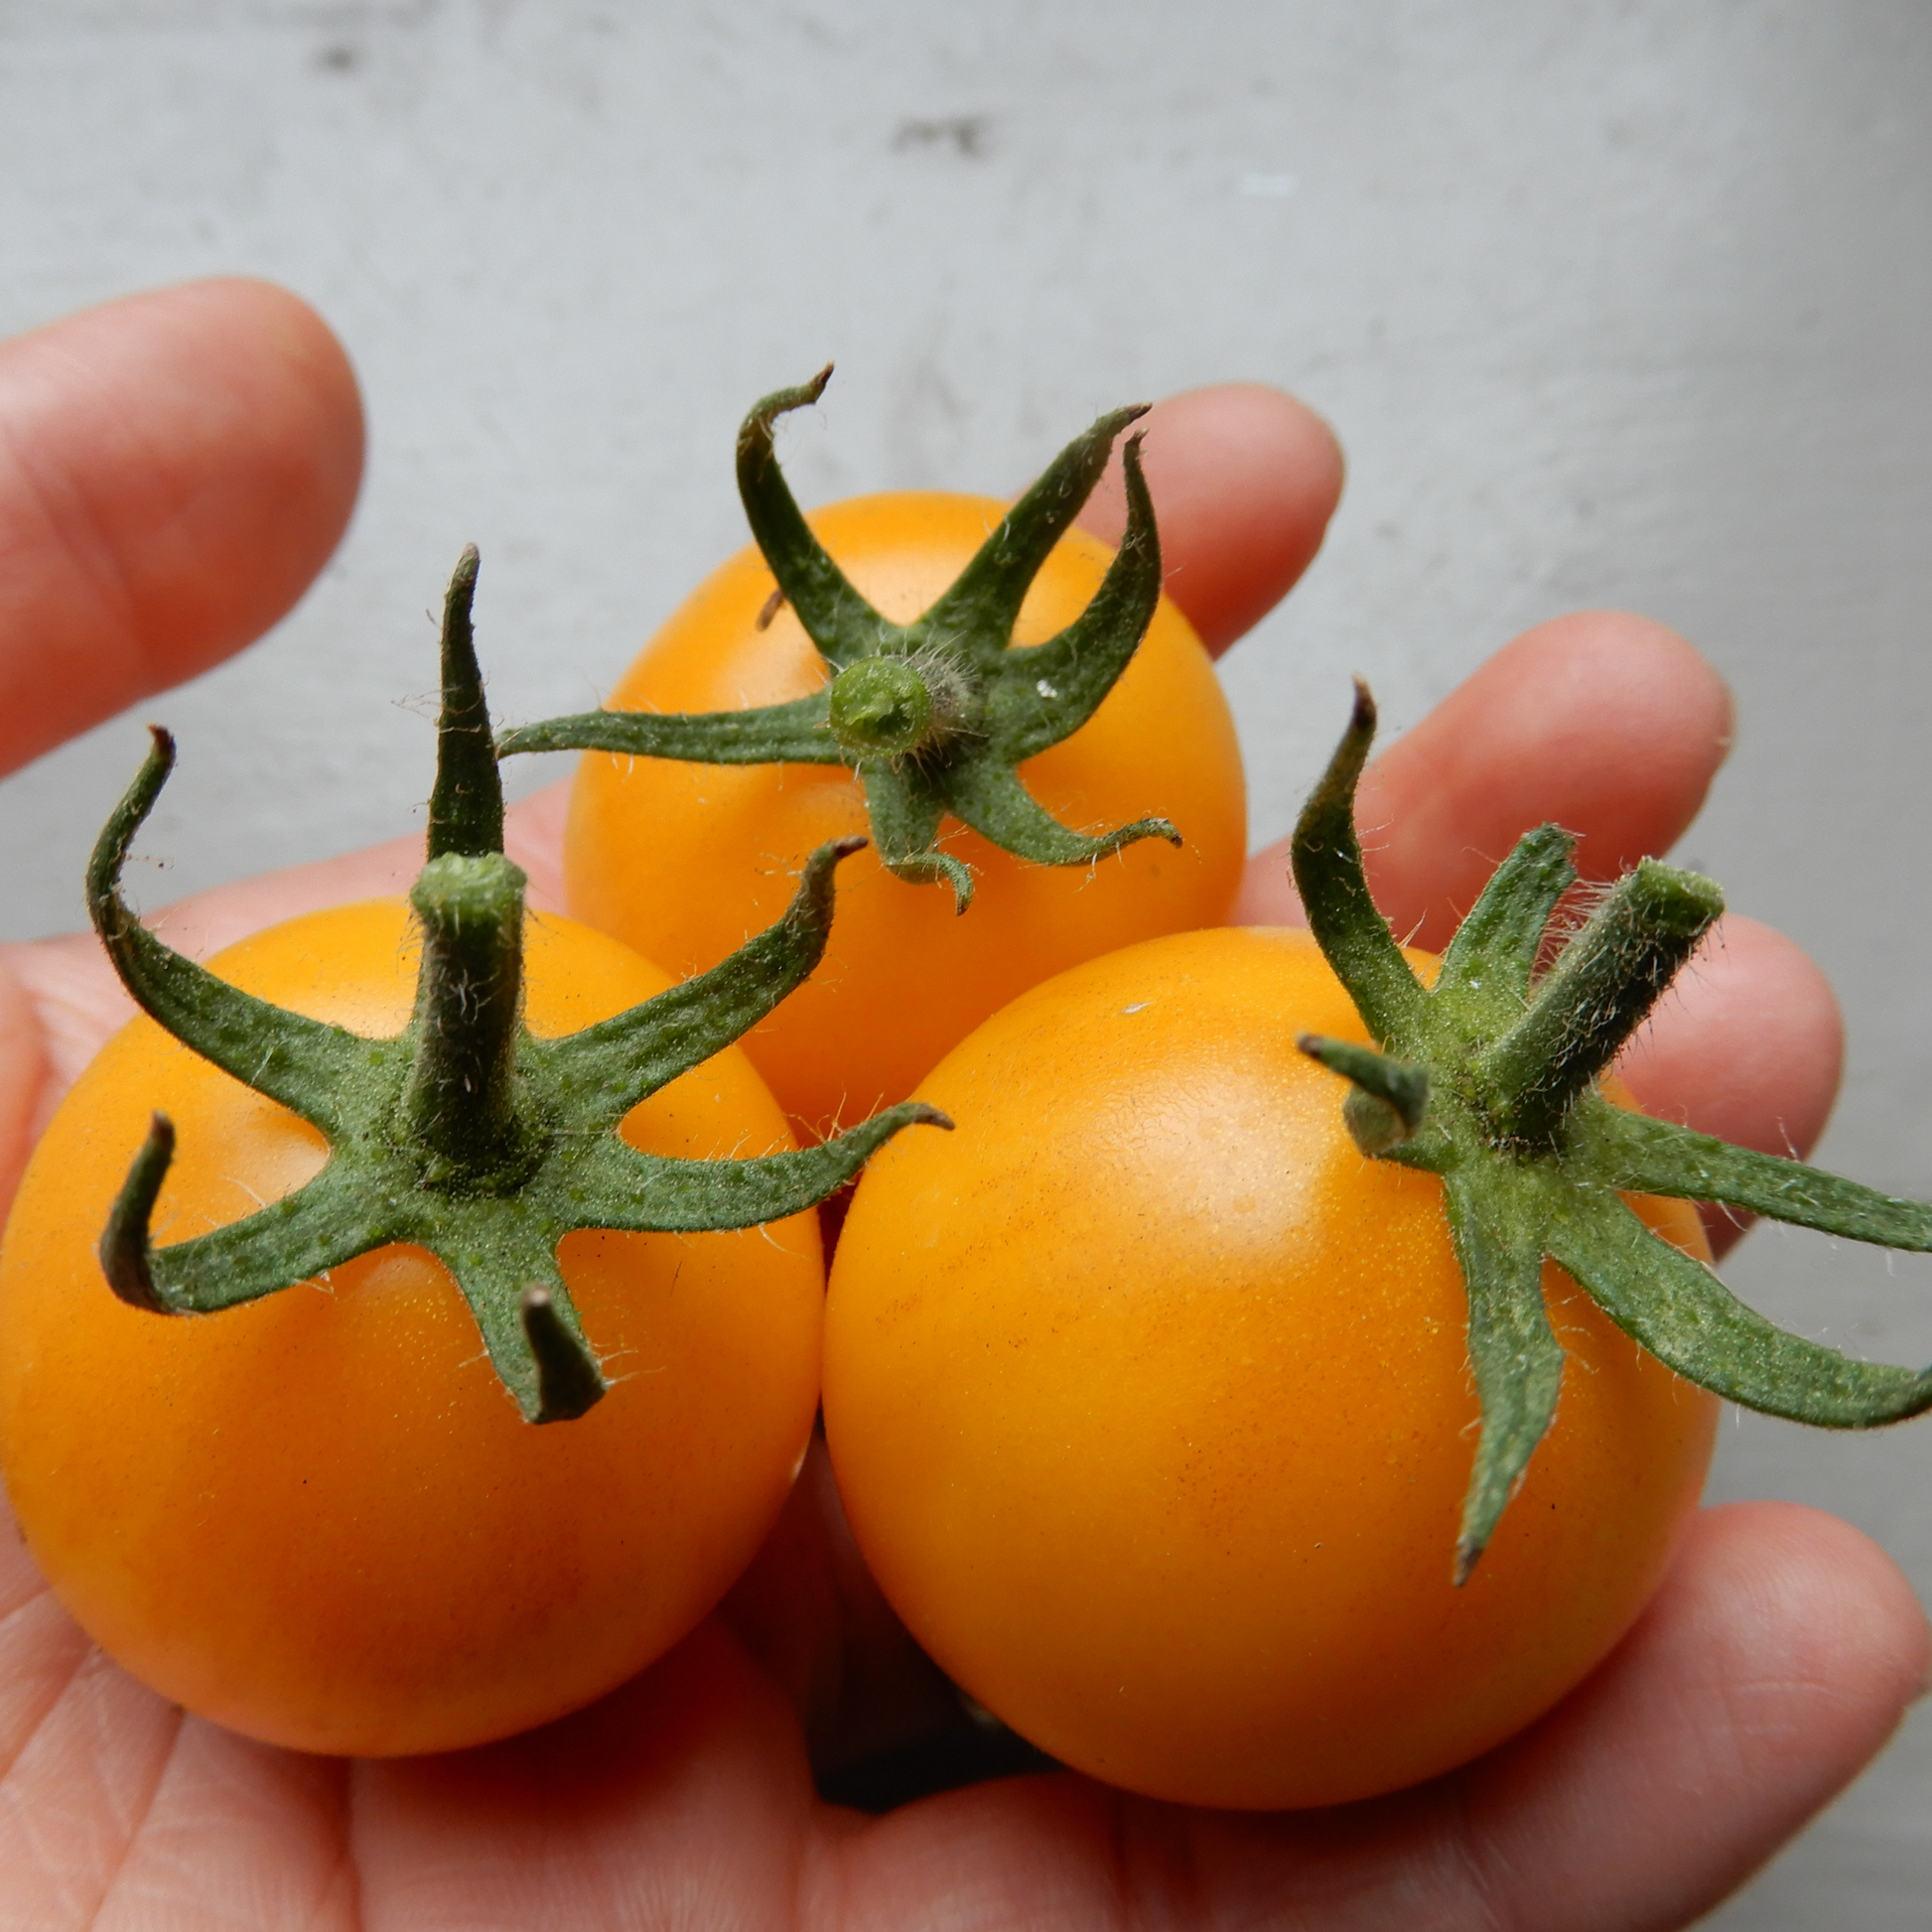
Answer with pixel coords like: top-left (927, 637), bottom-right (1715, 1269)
top-left (822, 926), bottom-right (1718, 1810)
top-left (565, 492), bottom-right (1246, 1135)
top-left (0, 901), bottom-right (823, 1758)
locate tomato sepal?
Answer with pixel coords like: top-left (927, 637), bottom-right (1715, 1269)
top-left (1441, 1169), bottom-right (1564, 1585)
top-left (1294, 682), bottom-right (1932, 1575)
top-left (1295, 1034), bottom-right (1429, 1154)
top-left (88, 728), bottom-right (368, 1127)
top-left (88, 551), bottom-right (946, 1423)
top-left (1583, 1103), bottom-right (1932, 1246)
top-left (517, 1285), bottom-right (606, 1423)
top-left (497, 373), bottom-right (1183, 908)
top-left (498, 689), bottom-right (846, 768)
top-left (1287, 682), bottom-right (1430, 1047)
top-left (1542, 1157), bottom-right (1932, 1426)
top-left (425, 545), bottom-right (506, 859)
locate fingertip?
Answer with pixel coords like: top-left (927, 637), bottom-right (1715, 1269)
top-left (1363, 611), bottom-right (1733, 948)
top-left (1686, 1502), bottom-right (1930, 1714)
top-left (179, 276), bottom-right (365, 504)
top-left (1465, 1501), bottom-right (1926, 1929)
top-left (1656, 1501), bottom-right (1931, 1821)
top-left (1509, 607), bottom-right (1734, 757)
top-left (1076, 382), bottom-right (1344, 656)
top-left (0, 276), bottom-right (365, 775)
top-left (1616, 911), bottom-right (1844, 1167)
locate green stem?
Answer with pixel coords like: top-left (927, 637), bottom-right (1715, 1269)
top-left (827, 653), bottom-right (972, 760)
top-left (402, 853), bottom-right (536, 1183)
top-left (1476, 861), bottom-right (1723, 1148)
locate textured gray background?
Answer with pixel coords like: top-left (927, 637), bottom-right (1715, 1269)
top-left (1, 3), bottom-right (1928, 1921)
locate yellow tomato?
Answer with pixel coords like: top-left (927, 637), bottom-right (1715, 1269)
top-left (0, 900), bottom-right (823, 1757)
top-left (565, 492), bottom-right (1246, 1135)
top-left (823, 926), bottom-right (1717, 1809)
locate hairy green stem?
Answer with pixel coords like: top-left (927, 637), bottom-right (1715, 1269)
top-left (1476, 861), bottom-right (1723, 1149)
top-left (402, 853), bottom-right (536, 1183)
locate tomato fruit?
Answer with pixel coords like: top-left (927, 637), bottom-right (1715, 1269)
top-left (822, 926), bottom-right (1718, 1810)
top-left (0, 898), bottom-right (824, 1757)
top-left (563, 491), bottom-right (1246, 1133)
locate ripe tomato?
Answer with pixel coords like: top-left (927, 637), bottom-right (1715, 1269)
top-left (822, 925), bottom-right (1717, 1810)
top-left (564, 492), bottom-right (1246, 1134)
top-left (0, 899), bottom-right (823, 1758)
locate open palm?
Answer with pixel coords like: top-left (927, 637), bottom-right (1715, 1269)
top-left (0, 281), bottom-right (1919, 1931)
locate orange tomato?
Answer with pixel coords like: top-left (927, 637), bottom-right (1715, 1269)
top-left (564, 492), bottom-right (1246, 1135)
top-left (0, 900), bottom-right (823, 1757)
top-left (822, 926), bottom-right (1717, 1810)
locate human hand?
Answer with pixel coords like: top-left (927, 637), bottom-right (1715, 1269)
top-left (0, 285), bottom-right (1920, 1929)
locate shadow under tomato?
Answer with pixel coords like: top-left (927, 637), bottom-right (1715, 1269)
top-left (815, 1705), bottom-right (1060, 1812)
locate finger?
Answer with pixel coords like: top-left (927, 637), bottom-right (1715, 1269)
top-left (0, 958), bottom-right (52, 1243)
top-left (1073, 382), bottom-right (1344, 657)
top-left (0, 277), bottom-right (363, 778)
top-left (1234, 611), bottom-right (1735, 943)
top-left (1365, 610), bottom-right (1734, 945)
top-left (1456, 1501), bottom-right (1928, 1930)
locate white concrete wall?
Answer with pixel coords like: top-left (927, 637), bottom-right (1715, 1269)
top-left (1, 4), bottom-right (1927, 1919)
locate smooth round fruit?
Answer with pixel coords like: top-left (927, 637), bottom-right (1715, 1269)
top-left (823, 926), bottom-right (1718, 1810)
top-left (565, 491), bottom-right (1246, 1134)
top-left (0, 900), bottom-right (823, 1757)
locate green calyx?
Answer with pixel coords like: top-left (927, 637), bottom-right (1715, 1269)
top-left (825, 651), bottom-right (956, 759)
top-left (1294, 681), bottom-right (1932, 1583)
top-left (91, 546), bottom-right (948, 1424)
top-left (495, 368), bottom-right (1181, 912)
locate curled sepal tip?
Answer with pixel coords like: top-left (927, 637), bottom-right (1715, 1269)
top-left (499, 381), bottom-right (1180, 902)
top-left (1547, 1196), bottom-right (1932, 1431)
top-left (87, 735), bottom-right (361, 1127)
top-left (551, 834), bottom-right (876, 1112)
top-left (1291, 683), bottom-right (1427, 1052)
top-left (99, 1112), bottom-right (178, 1314)
top-left (519, 1286), bottom-right (607, 1424)
top-left (1297, 1035), bottom-right (1429, 1156)
top-left (88, 724), bottom-right (175, 928)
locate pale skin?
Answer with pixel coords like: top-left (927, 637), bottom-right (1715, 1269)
top-left (0, 279), bottom-right (1921, 1931)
